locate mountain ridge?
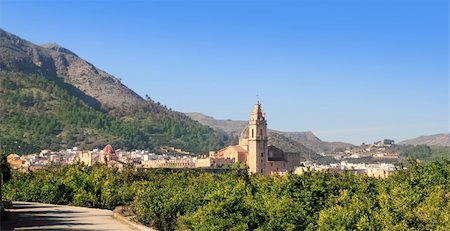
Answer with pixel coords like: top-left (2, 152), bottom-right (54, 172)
top-left (399, 133), bottom-right (450, 147)
top-left (0, 28), bottom-right (228, 154)
top-left (185, 112), bottom-right (354, 153)
top-left (0, 28), bottom-right (144, 111)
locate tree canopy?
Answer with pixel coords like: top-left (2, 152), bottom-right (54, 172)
top-left (2, 160), bottom-right (449, 230)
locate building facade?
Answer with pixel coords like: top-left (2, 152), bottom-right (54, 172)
top-left (196, 101), bottom-right (291, 175)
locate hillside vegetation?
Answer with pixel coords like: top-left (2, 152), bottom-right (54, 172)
top-left (0, 72), bottom-right (228, 154)
top-left (0, 28), bottom-right (229, 154)
top-left (2, 161), bottom-right (449, 230)
top-left (399, 144), bottom-right (450, 162)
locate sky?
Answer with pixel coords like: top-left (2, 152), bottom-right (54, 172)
top-left (0, 0), bottom-right (448, 145)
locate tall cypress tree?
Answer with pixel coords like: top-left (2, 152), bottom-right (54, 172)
top-left (0, 148), bottom-right (11, 182)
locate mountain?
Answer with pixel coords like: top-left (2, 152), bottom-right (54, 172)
top-left (273, 131), bottom-right (354, 154)
top-left (186, 112), bottom-right (248, 137)
top-left (185, 113), bottom-right (338, 164)
top-left (185, 112), bottom-right (354, 153)
top-left (399, 133), bottom-right (450, 147)
top-left (1, 30), bottom-right (144, 111)
top-left (0, 28), bottom-right (229, 154)
top-left (268, 132), bottom-right (337, 165)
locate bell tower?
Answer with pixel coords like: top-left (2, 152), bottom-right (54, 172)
top-left (247, 101), bottom-right (268, 174)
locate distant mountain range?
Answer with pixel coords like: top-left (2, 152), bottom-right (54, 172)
top-left (185, 112), bottom-right (354, 153)
top-left (399, 133), bottom-right (450, 147)
top-left (0, 28), bottom-right (228, 154)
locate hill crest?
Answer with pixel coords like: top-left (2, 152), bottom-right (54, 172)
top-left (399, 133), bottom-right (450, 147)
top-left (0, 28), bottom-right (144, 111)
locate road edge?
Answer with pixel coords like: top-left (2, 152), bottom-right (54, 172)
top-left (113, 213), bottom-right (157, 231)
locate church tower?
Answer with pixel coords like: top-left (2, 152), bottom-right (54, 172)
top-left (247, 101), bottom-right (268, 174)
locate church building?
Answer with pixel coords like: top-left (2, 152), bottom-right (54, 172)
top-left (195, 101), bottom-right (290, 175)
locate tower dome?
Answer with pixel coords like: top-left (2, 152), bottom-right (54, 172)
top-left (240, 126), bottom-right (249, 140)
top-left (239, 126), bottom-right (250, 146)
top-left (103, 144), bottom-right (114, 154)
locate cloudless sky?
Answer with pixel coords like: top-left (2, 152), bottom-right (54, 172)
top-left (1, 0), bottom-right (448, 144)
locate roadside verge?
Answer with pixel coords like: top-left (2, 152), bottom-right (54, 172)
top-left (113, 212), bottom-right (157, 231)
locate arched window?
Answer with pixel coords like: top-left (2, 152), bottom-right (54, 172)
top-left (260, 129), bottom-right (263, 136)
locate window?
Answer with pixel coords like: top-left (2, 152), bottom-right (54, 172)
top-left (260, 129), bottom-right (263, 136)
top-left (252, 129), bottom-right (254, 138)
top-left (261, 169), bottom-right (263, 173)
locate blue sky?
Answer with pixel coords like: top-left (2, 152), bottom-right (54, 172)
top-left (1, 0), bottom-right (448, 144)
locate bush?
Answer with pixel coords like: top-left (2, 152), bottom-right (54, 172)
top-left (2, 161), bottom-right (449, 230)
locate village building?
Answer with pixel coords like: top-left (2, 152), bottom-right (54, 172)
top-left (78, 151), bottom-right (94, 166)
top-left (76, 144), bottom-right (119, 167)
top-left (196, 101), bottom-right (301, 175)
top-left (6, 154), bottom-right (26, 170)
top-left (366, 163), bottom-right (396, 178)
top-left (142, 157), bottom-right (194, 168)
top-left (101, 144), bottom-right (118, 163)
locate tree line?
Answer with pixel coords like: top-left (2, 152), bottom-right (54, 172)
top-left (2, 160), bottom-right (449, 230)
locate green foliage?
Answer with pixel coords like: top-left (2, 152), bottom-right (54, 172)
top-left (400, 144), bottom-right (450, 162)
top-left (0, 72), bottom-right (228, 154)
top-left (428, 146), bottom-right (450, 161)
top-left (316, 160), bottom-right (450, 230)
top-left (401, 145), bottom-right (432, 160)
top-left (0, 148), bottom-right (11, 182)
top-left (2, 161), bottom-right (449, 230)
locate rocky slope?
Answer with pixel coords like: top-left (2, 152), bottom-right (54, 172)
top-left (399, 133), bottom-right (450, 147)
top-left (0, 28), bottom-right (228, 153)
top-left (0, 29), bottom-right (143, 111)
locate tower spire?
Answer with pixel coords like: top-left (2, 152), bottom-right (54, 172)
top-left (251, 100), bottom-right (265, 121)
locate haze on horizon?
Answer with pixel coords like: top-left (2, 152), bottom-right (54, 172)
top-left (0, 0), bottom-right (448, 145)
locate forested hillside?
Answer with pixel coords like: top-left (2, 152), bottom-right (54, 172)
top-left (3, 161), bottom-right (449, 230)
top-left (0, 72), bottom-right (228, 154)
top-left (0, 28), bottom-right (229, 154)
